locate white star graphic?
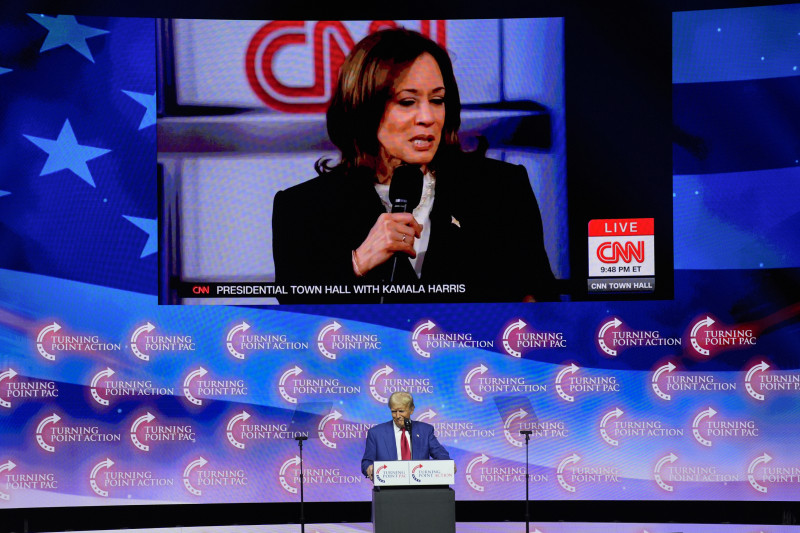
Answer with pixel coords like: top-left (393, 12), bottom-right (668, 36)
top-left (23, 119), bottom-right (111, 188)
top-left (122, 90), bottom-right (157, 130)
top-left (123, 216), bottom-right (158, 258)
top-left (28, 14), bottom-right (108, 63)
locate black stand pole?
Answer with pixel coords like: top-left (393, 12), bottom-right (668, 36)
top-left (520, 430), bottom-right (532, 533)
top-left (295, 435), bottom-right (308, 533)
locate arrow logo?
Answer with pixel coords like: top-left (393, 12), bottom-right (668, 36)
top-left (226, 321), bottom-right (250, 360)
top-left (278, 365), bottom-right (302, 403)
top-left (555, 363), bottom-right (579, 402)
top-left (36, 321), bottom-right (61, 361)
top-left (501, 319), bottom-right (527, 358)
top-left (0, 460), bottom-right (16, 500)
top-left (90, 367), bottom-right (115, 406)
top-left (130, 322), bottom-right (155, 361)
top-left (416, 408), bottom-right (437, 422)
top-left (369, 365), bottom-right (393, 403)
top-left (653, 453), bottom-right (677, 492)
top-left (689, 315), bottom-right (715, 356)
top-left (691, 407), bottom-right (717, 447)
top-left (183, 456), bottom-right (208, 496)
top-left (0, 368), bottom-right (18, 409)
top-left (316, 321), bottom-right (342, 360)
top-left (36, 413), bottom-right (62, 452)
top-left (89, 458), bottom-right (114, 497)
top-left (503, 408), bottom-right (528, 447)
top-left (597, 318), bottom-right (621, 356)
top-left (556, 454), bottom-right (580, 492)
top-left (411, 320), bottom-right (436, 358)
top-left (318, 409), bottom-right (343, 449)
top-left (599, 407), bottom-right (624, 446)
top-left (651, 362), bottom-right (676, 401)
top-left (226, 410), bottom-right (250, 449)
top-left (183, 367), bottom-right (208, 406)
top-left (130, 412), bottom-right (156, 452)
top-left (745, 361), bottom-right (770, 401)
top-left (747, 453), bottom-right (772, 494)
top-left (466, 453), bottom-right (489, 492)
top-left (279, 455), bottom-right (301, 494)
top-left (464, 364), bottom-right (488, 402)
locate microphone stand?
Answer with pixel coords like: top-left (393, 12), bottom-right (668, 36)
top-left (294, 435), bottom-right (308, 533)
top-left (520, 430), bottom-right (532, 533)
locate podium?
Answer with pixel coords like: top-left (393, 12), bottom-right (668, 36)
top-left (371, 460), bottom-right (456, 533)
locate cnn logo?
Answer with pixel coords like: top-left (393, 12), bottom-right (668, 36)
top-left (596, 241), bottom-right (645, 264)
top-left (245, 20), bottom-right (447, 113)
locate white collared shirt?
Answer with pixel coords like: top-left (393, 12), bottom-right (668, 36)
top-left (393, 422), bottom-right (413, 460)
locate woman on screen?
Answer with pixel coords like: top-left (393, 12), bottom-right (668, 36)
top-left (272, 28), bottom-right (556, 303)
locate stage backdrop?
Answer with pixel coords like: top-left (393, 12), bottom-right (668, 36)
top-left (0, 6), bottom-right (799, 509)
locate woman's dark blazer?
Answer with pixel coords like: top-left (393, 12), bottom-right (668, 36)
top-left (272, 153), bottom-right (557, 304)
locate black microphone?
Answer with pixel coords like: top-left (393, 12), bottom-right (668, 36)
top-left (519, 430), bottom-right (532, 435)
top-left (404, 417), bottom-right (412, 433)
top-left (388, 165), bottom-right (424, 284)
top-left (295, 435), bottom-right (309, 441)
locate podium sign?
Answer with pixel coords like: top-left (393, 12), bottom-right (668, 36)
top-left (409, 460), bottom-right (455, 485)
top-left (373, 460), bottom-right (455, 486)
top-left (373, 461), bottom-right (410, 486)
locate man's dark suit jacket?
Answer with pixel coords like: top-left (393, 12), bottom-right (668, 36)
top-left (360, 420), bottom-right (450, 477)
top-left (272, 154), bottom-right (557, 303)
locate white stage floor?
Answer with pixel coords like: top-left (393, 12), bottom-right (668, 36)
top-left (51, 523), bottom-right (800, 533)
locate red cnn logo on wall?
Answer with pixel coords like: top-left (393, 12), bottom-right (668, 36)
top-left (245, 21), bottom-right (447, 113)
top-left (588, 218), bottom-right (654, 277)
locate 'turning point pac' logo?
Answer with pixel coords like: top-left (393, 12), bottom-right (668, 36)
top-left (129, 321), bottom-right (195, 362)
top-left (369, 366), bottom-right (432, 404)
top-left (130, 412), bottom-right (156, 452)
top-left (0, 368), bottom-right (18, 408)
top-left (315, 321), bottom-right (381, 360)
top-left (317, 409), bottom-right (343, 449)
top-left (503, 408), bottom-right (528, 448)
top-left (183, 457), bottom-right (208, 496)
top-left (556, 453), bottom-right (580, 493)
top-left (0, 460), bottom-right (16, 500)
top-left (182, 367), bottom-right (248, 407)
top-left (687, 314), bottom-right (757, 359)
top-left (501, 319), bottom-right (566, 358)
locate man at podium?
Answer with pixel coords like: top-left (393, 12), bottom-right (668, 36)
top-left (361, 391), bottom-right (452, 480)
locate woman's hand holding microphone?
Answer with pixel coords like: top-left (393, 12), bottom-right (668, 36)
top-left (352, 213), bottom-right (422, 277)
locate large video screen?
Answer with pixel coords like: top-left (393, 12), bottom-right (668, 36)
top-left (0, 2), bottom-right (799, 515)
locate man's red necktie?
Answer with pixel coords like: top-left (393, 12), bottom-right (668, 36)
top-left (401, 427), bottom-right (411, 460)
